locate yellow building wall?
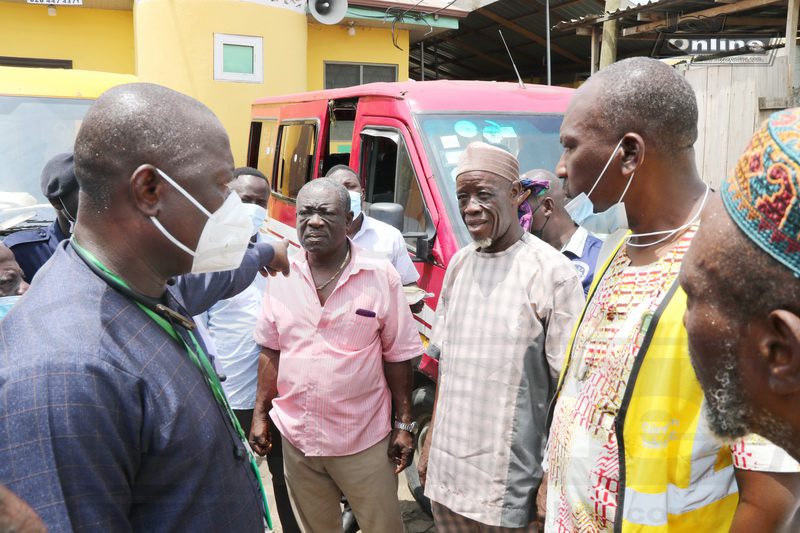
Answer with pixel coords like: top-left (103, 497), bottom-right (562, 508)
top-left (134, 0), bottom-right (308, 165)
top-left (306, 23), bottom-right (409, 91)
top-left (0, 2), bottom-right (134, 74)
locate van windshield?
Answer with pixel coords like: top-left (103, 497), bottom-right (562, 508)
top-left (0, 96), bottom-right (93, 228)
top-left (417, 113), bottom-right (564, 247)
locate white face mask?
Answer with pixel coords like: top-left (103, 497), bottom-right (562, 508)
top-left (241, 202), bottom-right (267, 237)
top-left (150, 168), bottom-right (253, 274)
top-left (348, 190), bottom-right (362, 219)
top-left (563, 138), bottom-right (636, 235)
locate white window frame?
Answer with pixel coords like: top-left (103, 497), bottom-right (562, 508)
top-left (214, 33), bottom-right (263, 83)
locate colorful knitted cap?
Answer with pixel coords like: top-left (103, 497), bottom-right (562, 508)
top-left (722, 107), bottom-right (800, 278)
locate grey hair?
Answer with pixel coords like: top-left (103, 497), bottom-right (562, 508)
top-left (297, 177), bottom-right (351, 214)
top-left (589, 57), bottom-right (698, 152)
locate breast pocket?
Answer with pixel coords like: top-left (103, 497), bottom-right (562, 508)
top-left (324, 297), bottom-right (381, 352)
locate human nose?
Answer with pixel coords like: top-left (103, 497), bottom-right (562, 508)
top-left (556, 152), bottom-right (567, 180)
top-left (463, 196), bottom-right (482, 215)
top-left (17, 280), bottom-right (30, 295)
top-left (307, 213), bottom-right (325, 227)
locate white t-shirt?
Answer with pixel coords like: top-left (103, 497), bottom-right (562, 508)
top-left (352, 215), bottom-right (420, 285)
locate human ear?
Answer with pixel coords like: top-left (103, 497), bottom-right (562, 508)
top-left (130, 164), bottom-right (163, 217)
top-left (542, 197), bottom-right (555, 217)
top-left (764, 310), bottom-right (800, 395)
top-left (515, 189), bottom-right (532, 207)
top-left (620, 133), bottom-right (645, 177)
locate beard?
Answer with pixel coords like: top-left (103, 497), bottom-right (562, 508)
top-left (473, 237), bottom-right (493, 250)
top-left (702, 347), bottom-right (753, 441)
top-left (702, 344), bottom-right (798, 457)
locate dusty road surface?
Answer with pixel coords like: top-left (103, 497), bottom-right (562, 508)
top-left (259, 460), bottom-right (435, 532)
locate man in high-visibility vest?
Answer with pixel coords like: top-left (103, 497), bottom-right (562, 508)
top-left (542, 57), bottom-right (800, 533)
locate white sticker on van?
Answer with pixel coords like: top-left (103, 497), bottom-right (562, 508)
top-left (440, 135), bottom-right (460, 149)
top-left (454, 120), bottom-right (478, 138)
top-left (445, 150), bottom-right (462, 165)
top-left (500, 126), bottom-right (517, 138)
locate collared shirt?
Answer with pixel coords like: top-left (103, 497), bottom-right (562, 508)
top-left (424, 233), bottom-right (585, 528)
top-left (3, 220), bottom-right (68, 283)
top-left (560, 226), bottom-right (603, 297)
top-left (352, 215), bottom-right (420, 285)
top-left (254, 243), bottom-right (423, 457)
top-left (0, 243), bottom-right (265, 532)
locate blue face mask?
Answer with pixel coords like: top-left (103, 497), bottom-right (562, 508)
top-left (348, 190), bottom-right (362, 219)
top-left (0, 295), bottom-right (21, 321)
top-left (241, 203), bottom-right (267, 237)
top-left (564, 138), bottom-right (635, 235)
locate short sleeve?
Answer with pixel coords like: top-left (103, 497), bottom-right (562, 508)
top-left (392, 233), bottom-right (420, 285)
top-left (253, 285), bottom-right (280, 351)
top-left (730, 434), bottom-right (800, 472)
top-left (380, 267), bottom-right (424, 362)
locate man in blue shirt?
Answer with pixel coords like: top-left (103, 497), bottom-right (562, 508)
top-left (0, 83), bottom-right (288, 532)
top-left (519, 169), bottom-right (603, 296)
top-left (3, 153), bottom-right (77, 283)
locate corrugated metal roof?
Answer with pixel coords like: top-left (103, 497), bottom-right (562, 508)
top-left (409, 0), bottom-right (790, 83)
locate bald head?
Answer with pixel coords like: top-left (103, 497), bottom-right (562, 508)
top-left (580, 57), bottom-right (697, 153)
top-left (74, 83), bottom-right (230, 206)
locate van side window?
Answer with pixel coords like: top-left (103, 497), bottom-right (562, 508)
top-left (247, 119), bottom-right (277, 180)
top-left (360, 129), bottom-right (428, 251)
top-left (275, 122), bottom-right (316, 199)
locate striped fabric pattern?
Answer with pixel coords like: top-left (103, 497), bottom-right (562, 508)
top-left (255, 243), bottom-right (423, 457)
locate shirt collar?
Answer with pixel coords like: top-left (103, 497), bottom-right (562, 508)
top-left (292, 239), bottom-right (380, 287)
top-left (561, 226), bottom-right (588, 257)
top-left (352, 214), bottom-right (373, 240)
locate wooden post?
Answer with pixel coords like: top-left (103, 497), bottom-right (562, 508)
top-left (599, 0), bottom-right (620, 69)
top-left (788, 0), bottom-right (800, 105)
top-left (591, 26), bottom-right (600, 75)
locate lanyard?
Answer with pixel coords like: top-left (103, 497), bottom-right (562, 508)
top-left (71, 241), bottom-right (272, 530)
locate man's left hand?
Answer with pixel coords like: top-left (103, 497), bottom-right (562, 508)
top-left (388, 428), bottom-right (414, 474)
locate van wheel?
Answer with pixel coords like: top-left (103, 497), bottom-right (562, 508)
top-left (404, 384), bottom-right (435, 516)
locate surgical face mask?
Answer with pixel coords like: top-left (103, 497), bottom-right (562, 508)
top-left (241, 202), bottom-right (267, 237)
top-left (149, 168), bottom-right (253, 274)
top-left (0, 295), bottom-right (21, 321)
top-left (348, 190), bottom-right (362, 219)
top-left (564, 138), bottom-right (635, 235)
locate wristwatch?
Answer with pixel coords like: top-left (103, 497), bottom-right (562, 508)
top-left (394, 420), bottom-right (418, 433)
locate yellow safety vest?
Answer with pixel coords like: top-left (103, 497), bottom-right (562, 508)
top-left (554, 237), bottom-right (738, 533)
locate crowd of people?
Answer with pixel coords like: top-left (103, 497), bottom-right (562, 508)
top-left (1, 55), bottom-right (800, 533)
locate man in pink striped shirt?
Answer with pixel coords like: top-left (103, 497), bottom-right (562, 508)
top-left (250, 178), bottom-right (423, 533)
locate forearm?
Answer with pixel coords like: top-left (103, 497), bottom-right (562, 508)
top-left (253, 347), bottom-right (280, 421)
top-left (731, 469), bottom-right (800, 533)
top-left (384, 360), bottom-right (413, 423)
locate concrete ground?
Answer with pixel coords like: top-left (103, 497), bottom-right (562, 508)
top-left (258, 460), bottom-right (435, 532)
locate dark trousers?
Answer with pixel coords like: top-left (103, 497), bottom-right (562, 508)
top-left (234, 409), bottom-right (301, 533)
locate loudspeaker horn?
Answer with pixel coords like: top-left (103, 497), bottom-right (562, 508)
top-left (308, 0), bottom-right (348, 25)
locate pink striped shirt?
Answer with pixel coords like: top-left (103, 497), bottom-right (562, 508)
top-left (254, 243), bottom-right (423, 456)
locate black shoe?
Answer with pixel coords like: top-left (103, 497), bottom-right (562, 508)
top-left (341, 503), bottom-right (360, 533)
